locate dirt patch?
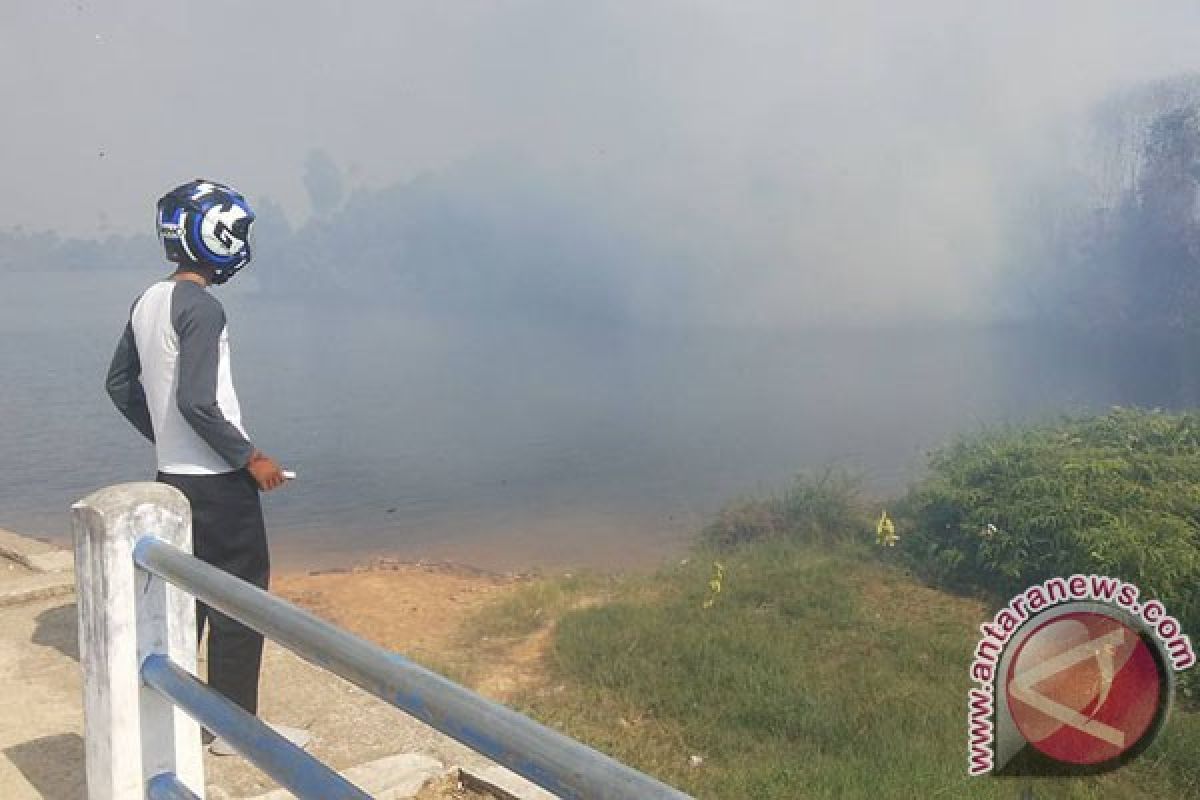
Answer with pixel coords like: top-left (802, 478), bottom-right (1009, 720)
top-left (472, 625), bottom-right (557, 702)
top-left (272, 560), bottom-right (579, 706)
top-left (272, 560), bottom-right (518, 658)
top-left (469, 594), bottom-right (610, 703)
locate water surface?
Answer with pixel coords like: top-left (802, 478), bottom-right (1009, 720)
top-left (2, 270), bottom-right (1193, 571)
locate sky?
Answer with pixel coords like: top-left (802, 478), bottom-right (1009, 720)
top-left (4, 1), bottom-right (1200, 325)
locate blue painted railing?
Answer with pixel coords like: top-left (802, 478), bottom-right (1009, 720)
top-left (132, 536), bottom-right (694, 800)
top-left (141, 655), bottom-right (368, 799)
top-left (144, 773), bottom-right (203, 800)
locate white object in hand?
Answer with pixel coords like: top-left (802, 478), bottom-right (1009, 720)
top-left (282, 470), bottom-right (297, 480)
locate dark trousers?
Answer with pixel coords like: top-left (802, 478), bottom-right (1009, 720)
top-left (157, 469), bottom-right (270, 715)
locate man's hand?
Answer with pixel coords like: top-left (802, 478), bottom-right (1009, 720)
top-left (247, 450), bottom-right (287, 491)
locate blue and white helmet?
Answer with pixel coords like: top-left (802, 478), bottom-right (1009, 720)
top-left (156, 179), bottom-right (255, 284)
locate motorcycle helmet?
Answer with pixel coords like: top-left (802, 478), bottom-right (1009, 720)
top-left (156, 179), bottom-right (255, 284)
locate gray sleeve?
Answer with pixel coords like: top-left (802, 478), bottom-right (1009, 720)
top-left (105, 321), bottom-right (156, 442)
top-left (173, 293), bottom-right (256, 469)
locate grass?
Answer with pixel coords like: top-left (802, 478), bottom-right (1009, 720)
top-left (460, 571), bottom-right (614, 640)
top-left (700, 467), bottom-right (872, 551)
top-left (433, 571), bottom-right (617, 688)
top-left (470, 541), bottom-right (1198, 799)
top-left (449, 414), bottom-right (1200, 797)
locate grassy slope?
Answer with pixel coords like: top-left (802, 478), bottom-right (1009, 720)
top-left (466, 542), bottom-right (1199, 799)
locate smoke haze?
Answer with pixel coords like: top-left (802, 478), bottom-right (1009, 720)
top-left (5, 2), bottom-right (1200, 326)
top-left (7, 3), bottom-right (1200, 564)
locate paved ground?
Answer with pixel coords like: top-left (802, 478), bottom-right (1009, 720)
top-left (0, 593), bottom-right (86, 799)
top-left (0, 530), bottom-right (551, 799)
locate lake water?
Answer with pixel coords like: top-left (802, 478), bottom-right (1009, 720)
top-left (2, 270), bottom-right (1195, 572)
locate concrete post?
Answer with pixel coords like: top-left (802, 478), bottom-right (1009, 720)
top-left (72, 482), bottom-right (205, 800)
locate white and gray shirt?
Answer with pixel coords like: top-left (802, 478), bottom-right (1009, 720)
top-left (106, 279), bottom-right (255, 475)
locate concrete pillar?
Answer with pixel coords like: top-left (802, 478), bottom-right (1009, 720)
top-left (72, 482), bottom-right (205, 800)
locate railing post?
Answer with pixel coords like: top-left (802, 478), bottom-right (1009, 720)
top-left (73, 482), bottom-right (205, 800)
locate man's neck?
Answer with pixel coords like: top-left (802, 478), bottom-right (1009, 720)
top-left (171, 269), bottom-right (210, 288)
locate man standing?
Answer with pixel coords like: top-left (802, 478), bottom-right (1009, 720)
top-left (105, 179), bottom-right (293, 749)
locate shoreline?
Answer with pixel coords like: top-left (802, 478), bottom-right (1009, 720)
top-left (297, 554), bottom-right (535, 581)
top-left (1, 516), bottom-right (694, 586)
top-left (269, 536), bottom-right (692, 580)
top-left (12, 508), bottom-right (699, 579)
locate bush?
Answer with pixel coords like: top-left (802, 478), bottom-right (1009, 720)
top-left (900, 408), bottom-right (1200, 695)
top-left (701, 468), bottom-right (871, 550)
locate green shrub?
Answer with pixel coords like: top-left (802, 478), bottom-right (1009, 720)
top-left (701, 468), bottom-right (872, 550)
top-left (900, 408), bottom-right (1200, 694)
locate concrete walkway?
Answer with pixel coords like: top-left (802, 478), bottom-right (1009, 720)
top-left (0, 529), bottom-right (74, 609)
top-left (0, 591), bottom-right (86, 799)
top-left (0, 529), bottom-right (555, 799)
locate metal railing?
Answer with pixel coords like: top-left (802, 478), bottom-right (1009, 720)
top-left (72, 482), bottom-right (694, 800)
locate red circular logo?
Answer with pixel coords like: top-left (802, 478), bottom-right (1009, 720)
top-left (1005, 611), bottom-right (1164, 766)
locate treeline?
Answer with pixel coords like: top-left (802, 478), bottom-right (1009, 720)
top-left (263, 193), bottom-right (632, 325)
top-left (16, 72), bottom-right (1200, 333)
top-left (6, 151), bottom-right (655, 328)
top-left (1024, 73), bottom-right (1200, 334)
top-left (0, 227), bottom-right (155, 273)
top-left (261, 157), bottom-right (662, 328)
top-left (251, 153), bottom-right (655, 327)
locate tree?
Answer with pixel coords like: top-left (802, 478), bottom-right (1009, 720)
top-left (302, 149), bottom-right (346, 216)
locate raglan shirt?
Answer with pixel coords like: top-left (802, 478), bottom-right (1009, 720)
top-left (106, 280), bottom-right (255, 475)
